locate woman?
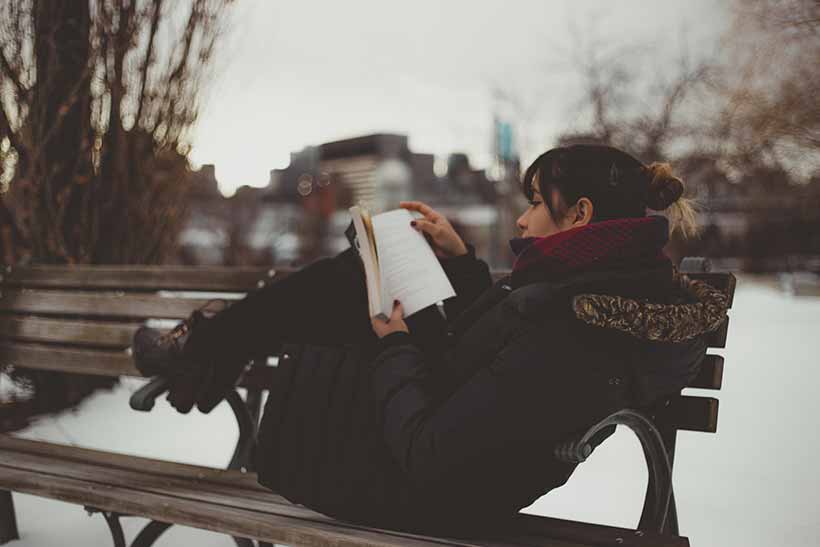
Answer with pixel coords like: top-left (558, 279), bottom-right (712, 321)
top-left (133, 144), bottom-right (728, 536)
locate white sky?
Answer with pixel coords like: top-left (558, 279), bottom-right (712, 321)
top-left (188, 0), bottom-right (730, 196)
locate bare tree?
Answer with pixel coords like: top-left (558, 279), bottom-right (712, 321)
top-left (561, 27), bottom-right (716, 165)
top-left (0, 0), bottom-right (234, 428)
top-left (0, 0), bottom-right (234, 265)
top-left (713, 0), bottom-right (820, 179)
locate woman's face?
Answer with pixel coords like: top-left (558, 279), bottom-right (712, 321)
top-left (516, 184), bottom-right (572, 238)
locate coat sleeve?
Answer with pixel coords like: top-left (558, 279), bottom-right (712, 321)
top-left (369, 328), bottom-right (556, 493)
top-left (438, 243), bottom-right (493, 322)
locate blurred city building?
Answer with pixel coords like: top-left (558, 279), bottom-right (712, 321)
top-left (175, 132), bottom-right (820, 274)
top-left (176, 134), bottom-right (521, 268)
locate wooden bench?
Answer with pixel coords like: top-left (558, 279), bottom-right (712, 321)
top-left (0, 260), bottom-right (734, 546)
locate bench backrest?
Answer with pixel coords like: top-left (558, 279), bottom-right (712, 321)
top-left (0, 264), bottom-right (734, 434)
top-left (0, 265), bottom-right (286, 390)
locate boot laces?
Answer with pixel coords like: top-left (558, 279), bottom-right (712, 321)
top-left (156, 298), bottom-right (229, 346)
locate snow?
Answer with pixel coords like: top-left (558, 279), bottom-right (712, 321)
top-left (7, 276), bottom-right (820, 546)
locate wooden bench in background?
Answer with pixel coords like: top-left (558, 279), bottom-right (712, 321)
top-left (0, 259), bottom-right (734, 547)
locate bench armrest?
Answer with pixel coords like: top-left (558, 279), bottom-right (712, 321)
top-left (128, 377), bottom-right (257, 472)
top-left (553, 408), bottom-right (674, 534)
top-left (129, 377), bottom-right (171, 412)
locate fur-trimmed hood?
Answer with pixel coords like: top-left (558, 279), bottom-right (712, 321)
top-left (500, 266), bottom-right (729, 345)
top-left (572, 271), bottom-right (728, 343)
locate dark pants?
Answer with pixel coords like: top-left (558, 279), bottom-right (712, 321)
top-left (186, 246), bottom-right (448, 379)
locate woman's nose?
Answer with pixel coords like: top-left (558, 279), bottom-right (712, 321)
top-left (516, 211), bottom-right (527, 233)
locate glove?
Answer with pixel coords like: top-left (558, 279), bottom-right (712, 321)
top-left (165, 353), bottom-right (217, 414)
top-left (169, 322), bottom-right (247, 414)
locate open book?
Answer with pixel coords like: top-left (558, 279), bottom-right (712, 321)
top-left (348, 205), bottom-right (456, 320)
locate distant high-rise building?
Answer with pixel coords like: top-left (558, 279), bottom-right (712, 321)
top-left (268, 134), bottom-right (437, 213)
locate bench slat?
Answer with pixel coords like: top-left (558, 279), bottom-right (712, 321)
top-left (0, 316), bottom-right (137, 348)
top-left (707, 317), bottom-right (730, 348)
top-left (0, 466), bottom-right (474, 547)
top-left (0, 436), bottom-right (689, 547)
top-left (0, 290), bottom-right (223, 320)
top-left (0, 445), bottom-right (574, 547)
top-left (0, 265), bottom-right (293, 292)
top-left (666, 396), bottom-right (719, 433)
top-left (0, 435), bottom-right (267, 491)
top-left (0, 449), bottom-right (357, 531)
top-left (0, 341), bottom-right (136, 375)
top-left (688, 355), bottom-right (723, 390)
top-left (0, 342), bottom-right (275, 390)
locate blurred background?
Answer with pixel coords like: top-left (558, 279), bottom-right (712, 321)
top-left (0, 1), bottom-right (818, 546)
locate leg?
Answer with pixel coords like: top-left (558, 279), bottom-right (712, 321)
top-left (183, 247), bottom-right (377, 393)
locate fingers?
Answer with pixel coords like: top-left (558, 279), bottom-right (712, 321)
top-left (411, 218), bottom-right (441, 236)
top-left (399, 201), bottom-right (440, 221)
top-left (390, 299), bottom-right (404, 321)
top-left (167, 383), bottom-right (195, 414)
top-left (370, 300), bottom-right (405, 338)
top-left (370, 300), bottom-right (404, 324)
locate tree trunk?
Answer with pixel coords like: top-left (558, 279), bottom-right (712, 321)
top-left (32, 0), bottom-right (92, 263)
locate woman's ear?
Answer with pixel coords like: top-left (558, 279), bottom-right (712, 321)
top-left (571, 197), bottom-right (594, 227)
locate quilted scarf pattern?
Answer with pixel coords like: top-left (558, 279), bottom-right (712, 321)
top-left (508, 216), bottom-right (672, 288)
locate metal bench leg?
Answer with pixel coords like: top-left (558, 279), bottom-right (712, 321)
top-left (226, 389), bottom-right (257, 472)
top-left (85, 507), bottom-right (125, 547)
top-left (0, 490), bottom-right (19, 544)
top-left (666, 489), bottom-right (679, 535)
top-left (657, 417), bottom-right (680, 535)
top-left (245, 358), bottom-right (267, 430)
top-left (130, 520), bottom-right (256, 547)
top-left (131, 389), bottom-right (258, 547)
top-left (130, 520), bottom-right (172, 547)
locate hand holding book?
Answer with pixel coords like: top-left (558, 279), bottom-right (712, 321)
top-left (348, 204), bottom-right (457, 320)
top-left (370, 299), bottom-right (409, 339)
top-left (399, 201), bottom-right (469, 258)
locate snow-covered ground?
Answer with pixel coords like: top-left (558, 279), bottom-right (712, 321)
top-left (7, 275), bottom-right (820, 546)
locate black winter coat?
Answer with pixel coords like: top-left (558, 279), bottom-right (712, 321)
top-left (252, 245), bottom-right (727, 536)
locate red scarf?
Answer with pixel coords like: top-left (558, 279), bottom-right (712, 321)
top-left (508, 216), bottom-right (671, 288)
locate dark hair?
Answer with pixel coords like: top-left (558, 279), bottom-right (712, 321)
top-left (521, 144), bottom-right (697, 236)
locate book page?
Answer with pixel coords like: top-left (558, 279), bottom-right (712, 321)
top-left (372, 208), bottom-right (456, 317)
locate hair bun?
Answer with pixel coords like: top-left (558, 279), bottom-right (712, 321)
top-left (644, 162), bottom-right (684, 210)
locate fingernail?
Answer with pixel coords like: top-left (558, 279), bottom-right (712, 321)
top-left (393, 299), bottom-right (399, 306)
top-left (410, 221), bottom-right (416, 227)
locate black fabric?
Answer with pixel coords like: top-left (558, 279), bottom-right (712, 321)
top-left (185, 241), bottom-right (708, 536)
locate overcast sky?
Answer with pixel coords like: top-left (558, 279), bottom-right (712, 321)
top-left (188, 0), bottom-right (730, 196)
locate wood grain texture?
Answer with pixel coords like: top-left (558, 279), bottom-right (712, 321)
top-left (0, 436), bottom-right (689, 547)
top-left (0, 265), bottom-right (294, 292)
top-left (0, 341), bottom-right (138, 375)
top-left (0, 342), bottom-right (275, 390)
top-left (0, 290), bottom-right (220, 320)
top-left (0, 316), bottom-right (138, 347)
